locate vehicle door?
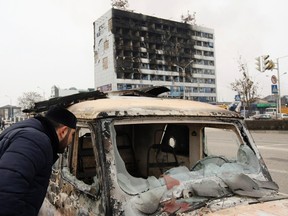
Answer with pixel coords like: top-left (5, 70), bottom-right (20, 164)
top-left (46, 125), bottom-right (107, 215)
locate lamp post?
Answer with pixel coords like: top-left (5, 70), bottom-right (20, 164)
top-left (173, 60), bottom-right (194, 99)
top-left (275, 55), bottom-right (288, 118)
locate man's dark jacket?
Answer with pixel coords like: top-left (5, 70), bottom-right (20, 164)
top-left (0, 117), bottom-right (59, 215)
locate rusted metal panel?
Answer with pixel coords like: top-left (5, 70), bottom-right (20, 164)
top-left (71, 132), bottom-right (79, 176)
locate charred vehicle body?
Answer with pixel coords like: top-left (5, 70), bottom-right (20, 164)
top-left (29, 87), bottom-right (288, 215)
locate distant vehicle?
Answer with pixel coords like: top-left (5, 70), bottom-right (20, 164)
top-left (252, 114), bottom-right (272, 120)
top-left (25, 87), bottom-right (288, 215)
top-left (241, 110), bottom-right (258, 118)
top-left (277, 113), bottom-right (288, 119)
top-left (265, 108), bottom-right (277, 116)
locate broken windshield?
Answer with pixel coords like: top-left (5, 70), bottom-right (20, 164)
top-left (111, 120), bottom-right (279, 214)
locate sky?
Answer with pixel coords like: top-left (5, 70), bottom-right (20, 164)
top-left (1, 0), bottom-right (288, 106)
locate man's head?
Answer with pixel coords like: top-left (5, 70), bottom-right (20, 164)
top-left (45, 106), bottom-right (77, 153)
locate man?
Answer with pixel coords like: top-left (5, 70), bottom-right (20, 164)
top-left (0, 106), bottom-right (77, 215)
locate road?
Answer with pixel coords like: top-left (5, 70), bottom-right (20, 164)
top-left (250, 131), bottom-right (288, 194)
top-left (206, 129), bottom-right (288, 194)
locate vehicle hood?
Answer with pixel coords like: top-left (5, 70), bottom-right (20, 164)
top-left (204, 198), bottom-right (288, 216)
top-left (123, 167), bottom-right (285, 215)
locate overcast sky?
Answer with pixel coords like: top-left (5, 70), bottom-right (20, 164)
top-left (1, 0), bottom-right (288, 106)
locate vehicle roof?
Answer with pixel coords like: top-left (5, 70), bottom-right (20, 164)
top-left (23, 86), bottom-right (241, 120)
top-left (68, 96), bottom-right (240, 120)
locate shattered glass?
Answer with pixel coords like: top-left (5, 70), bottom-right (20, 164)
top-left (110, 122), bottom-right (280, 215)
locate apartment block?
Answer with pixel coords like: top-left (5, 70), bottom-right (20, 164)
top-left (94, 8), bottom-right (216, 102)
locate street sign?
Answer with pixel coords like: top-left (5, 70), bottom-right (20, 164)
top-left (234, 94), bottom-right (241, 101)
top-left (271, 84), bottom-right (278, 94)
top-left (271, 75), bottom-right (277, 84)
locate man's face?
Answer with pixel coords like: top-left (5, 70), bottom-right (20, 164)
top-left (58, 127), bottom-right (75, 153)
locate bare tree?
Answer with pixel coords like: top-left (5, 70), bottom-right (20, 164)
top-left (18, 91), bottom-right (43, 110)
top-left (230, 57), bottom-right (259, 112)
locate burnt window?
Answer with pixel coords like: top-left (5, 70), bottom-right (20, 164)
top-left (114, 123), bottom-right (190, 178)
top-left (76, 132), bottom-right (96, 185)
top-left (67, 128), bottom-right (97, 185)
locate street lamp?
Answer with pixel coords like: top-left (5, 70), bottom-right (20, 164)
top-left (276, 71), bottom-right (287, 118)
top-left (173, 60), bottom-right (194, 99)
top-left (276, 55), bottom-right (288, 118)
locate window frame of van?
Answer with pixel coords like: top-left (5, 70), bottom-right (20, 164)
top-left (110, 117), bottom-right (246, 180)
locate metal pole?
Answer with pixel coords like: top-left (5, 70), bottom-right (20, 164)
top-left (275, 55), bottom-right (288, 118)
top-left (174, 60), bottom-right (193, 100)
top-left (181, 66), bottom-right (186, 99)
top-left (277, 58), bottom-right (282, 119)
top-left (173, 64), bottom-right (185, 99)
top-left (175, 65), bottom-right (185, 99)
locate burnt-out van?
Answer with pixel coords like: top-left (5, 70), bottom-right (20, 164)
top-left (33, 87), bottom-right (288, 215)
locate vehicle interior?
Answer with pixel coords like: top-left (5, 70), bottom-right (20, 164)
top-left (113, 121), bottom-right (243, 178)
top-left (66, 119), bottom-right (264, 199)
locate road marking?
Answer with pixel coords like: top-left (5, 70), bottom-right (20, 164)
top-left (257, 146), bottom-right (288, 152)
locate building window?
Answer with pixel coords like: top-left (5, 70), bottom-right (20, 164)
top-left (103, 57), bottom-right (108, 70)
top-left (108, 18), bottom-right (113, 32)
top-left (104, 40), bottom-right (109, 50)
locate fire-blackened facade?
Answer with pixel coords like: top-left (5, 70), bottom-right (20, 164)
top-left (94, 8), bottom-right (216, 102)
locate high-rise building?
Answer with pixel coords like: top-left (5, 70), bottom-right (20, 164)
top-left (93, 8), bottom-right (216, 102)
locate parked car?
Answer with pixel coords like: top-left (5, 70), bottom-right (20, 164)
top-left (252, 114), bottom-right (272, 120)
top-left (265, 108), bottom-right (277, 117)
top-left (28, 87), bottom-right (288, 215)
top-left (277, 113), bottom-right (288, 119)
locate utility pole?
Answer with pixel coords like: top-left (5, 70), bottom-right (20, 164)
top-left (276, 57), bottom-right (281, 118)
top-left (275, 55), bottom-right (288, 118)
top-left (174, 60), bottom-right (194, 99)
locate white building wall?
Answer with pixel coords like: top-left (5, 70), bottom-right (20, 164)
top-left (94, 10), bottom-right (116, 92)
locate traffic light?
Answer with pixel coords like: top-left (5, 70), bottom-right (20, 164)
top-left (255, 55), bottom-right (275, 72)
top-left (255, 56), bottom-right (263, 72)
top-left (263, 55), bottom-right (270, 70)
top-left (265, 60), bottom-right (275, 70)
top-left (263, 55), bottom-right (275, 70)
top-left (268, 60), bottom-right (275, 70)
